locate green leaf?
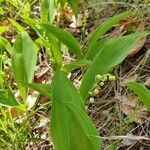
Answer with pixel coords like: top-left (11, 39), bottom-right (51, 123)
top-left (51, 71), bottom-right (100, 150)
top-left (46, 33), bottom-right (62, 70)
top-left (12, 32), bottom-right (37, 101)
top-left (0, 26), bottom-right (8, 35)
top-left (61, 59), bottom-right (91, 74)
top-left (22, 18), bottom-right (60, 64)
top-left (8, 18), bottom-right (25, 33)
top-left (7, 0), bottom-right (19, 8)
top-left (57, 0), bottom-right (67, 6)
top-left (67, 0), bottom-right (79, 14)
top-left (20, 2), bottom-right (31, 18)
top-left (41, 24), bottom-right (83, 58)
top-left (88, 38), bottom-right (108, 60)
top-left (0, 7), bottom-right (5, 16)
top-left (21, 82), bottom-right (52, 98)
top-left (41, 0), bottom-right (57, 23)
top-left (127, 81), bottom-right (150, 109)
top-left (0, 88), bottom-right (19, 107)
top-left (108, 143), bottom-right (117, 150)
top-left (80, 32), bottom-right (149, 101)
top-left (0, 37), bottom-right (12, 54)
top-left (85, 11), bottom-right (131, 60)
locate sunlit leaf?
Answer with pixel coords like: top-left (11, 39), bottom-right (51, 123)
top-left (8, 18), bottom-right (25, 33)
top-left (0, 26), bottom-right (8, 35)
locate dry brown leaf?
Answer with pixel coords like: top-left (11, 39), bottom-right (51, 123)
top-left (118, 19), bottom-right (146, 57)
top-left (145, 77), bottom-right (150, 87)
top-left (128, 20), bottom-right (146, 56)
top-left (116, 94), bottom-right (143, 123)
top-left (27, 92), bottom-right (39, 110)
top-left (10, 107), bottom-right (18, 118)
top-left (122, 74), bottom-right (138, 86)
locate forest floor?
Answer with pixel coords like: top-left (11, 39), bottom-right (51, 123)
top-left (0, 0), bottom-right (150, 150)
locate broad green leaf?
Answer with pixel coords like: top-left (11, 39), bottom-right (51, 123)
top-left (0, 37), bottom-right (12, 54)
top-left (85, 11), bottom-right (131, 60)
top-left (21, 82), bottom-right (52, 98)
top-left (61, 59), bottom-right (91, 74)
top-left (80, 32), bottom-right (149, 101)
top-left (51, 71), bottom-right (100, 150)
top-left (8, 18), bottom-right (25, 33)
top-left (41, 24), bottom-right (83, 58)
top-left (41, 0), bottom-right (57, 23)
top-left (12, 32), bottom-right (37, 101)
top-left (127, 81), bottom-right (150, 109)
top-left (89, 38), bottom-right (108, 60)
top-left (0, 88), bottom-right (19, 107)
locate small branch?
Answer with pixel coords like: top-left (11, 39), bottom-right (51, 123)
top-left (98, 135), bottom-right (150, 141)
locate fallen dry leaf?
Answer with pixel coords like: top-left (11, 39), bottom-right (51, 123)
top-left (145, 77), bottom-right (150, 87)
top-left (118, 19), bottom-right (146, 57)
top-left (128, 20), bottom-right (146, 56)
top-left (116, 93), bottom-right (146, 123)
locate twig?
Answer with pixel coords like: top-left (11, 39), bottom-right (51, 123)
top-left (98, 135), bottom-right (150, 141)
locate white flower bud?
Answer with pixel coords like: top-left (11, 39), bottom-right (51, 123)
top-left (93, 89), bottom-right (99, 95)
top-left (109, 75), bottom-right (116, 81)
top-left (89, 97), bottom-right (95, 103)
top-left (95, 74), bottom-right (102, 81)
top-left (99, 82), bottom-right (104, 87)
